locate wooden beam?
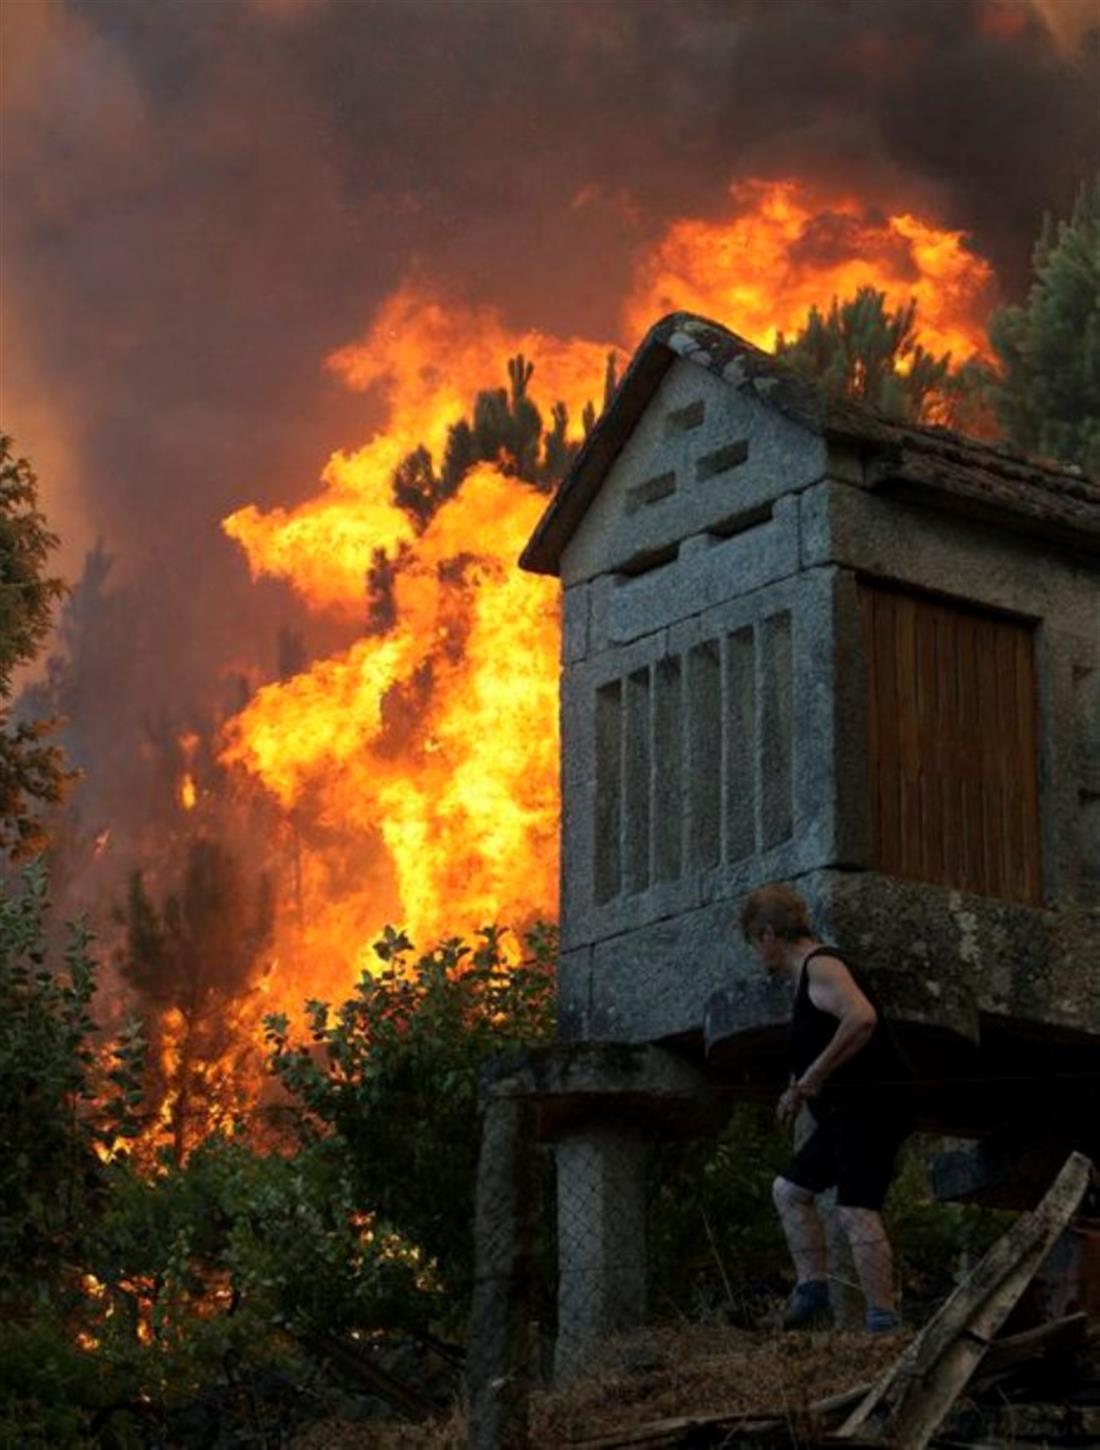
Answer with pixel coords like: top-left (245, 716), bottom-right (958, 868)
top-left (831, 1151), bottom-right (1093, 1449)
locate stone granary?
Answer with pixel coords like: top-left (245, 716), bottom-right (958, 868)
top-left (516, 312), bottom-right (1100, 1370)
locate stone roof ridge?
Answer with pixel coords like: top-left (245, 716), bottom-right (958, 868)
top-left (518, 311), bottom-right (1100, 577)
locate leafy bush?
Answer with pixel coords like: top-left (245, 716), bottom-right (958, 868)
top-left (0, 863), bottom-right (144, 1309)
top-left (645, 1101), bottom-right (791, 1323)
top-left (266, 923), bottom-right (556, 1328)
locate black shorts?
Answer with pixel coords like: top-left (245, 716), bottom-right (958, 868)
top-left (783, 1107), bottom-right (911, 1211)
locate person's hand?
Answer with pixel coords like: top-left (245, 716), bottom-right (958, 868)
top-left (777, 1078), bottom-right (817, 1123)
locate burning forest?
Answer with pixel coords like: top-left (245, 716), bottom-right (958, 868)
top-left (2, 0), bottom-right (1098, 1440)
top-left (0, 175), bottom-right (1067, 1156)
top-left (218, 180), bottom-right (995, 1002)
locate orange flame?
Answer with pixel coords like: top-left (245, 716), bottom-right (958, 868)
top-left (219, 178), bottom-right (995, 1010)
top-left (624, 179), bottom-right (993, 361)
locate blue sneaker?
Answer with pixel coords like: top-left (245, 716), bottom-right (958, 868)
top-left (866, 1306), bottom-right (901, 1334)
top-left (782, 1279), bottom-right (831, 1330)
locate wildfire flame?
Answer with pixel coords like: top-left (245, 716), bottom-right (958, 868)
top-left (623, 179), bottom-right (993, 361)
top-left (177, 730), bottom-right (200, 811)
top-left (219, 177), bottom-right (995, 1009)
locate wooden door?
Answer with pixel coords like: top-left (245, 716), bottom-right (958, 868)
top-left (858, 581), bottom-right (1042, 905)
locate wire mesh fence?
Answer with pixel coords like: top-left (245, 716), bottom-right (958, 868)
top-left (466, 1067), bottom-right (1097, 1449)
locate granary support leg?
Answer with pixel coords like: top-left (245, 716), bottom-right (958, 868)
top-left (468, 1086), bottom-right (534, 1450)
top-left (554, 1126), bottom-right (648, 1382)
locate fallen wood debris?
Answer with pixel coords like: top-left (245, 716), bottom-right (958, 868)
top-left (560, 1153), bottom-right (1096, 1450)
top-left (565, 1314), bottom-right (1094, 1449)
top-left (831, 1149), bottom-right (1095, 1449)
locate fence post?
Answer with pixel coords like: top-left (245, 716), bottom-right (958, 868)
top-left (468, 1078), bottom-right (534, 1450)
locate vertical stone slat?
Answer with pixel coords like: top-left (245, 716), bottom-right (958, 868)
top-left (653, 657), bottom-right (683, 883)
top-left (594, 681), bottom-right (622, 904)
top-left (687, 639), bottom-right (722, 869)
top-left (623, 668), bottom-right (652, 895)
top-left (724, 626), bottom-right (756, 861)
top-left (759, 610), bottom-right (794, 849)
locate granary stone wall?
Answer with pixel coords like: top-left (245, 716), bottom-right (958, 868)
top-left (559, 356), bottom-right (827, 587)
top-left (555, 355), bottom-right (1100, 1054)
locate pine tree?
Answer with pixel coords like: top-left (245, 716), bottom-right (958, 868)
top-left (119, 840), bottom-right (273, 1162)
top-left (392, 444), bottom-right (447, 532)
top-left (389, 352), bottom-right (615, 528)
top-left (987, 176), bottom-right (1100, 474)
top-left (776, 288), bottom-right (954, 423)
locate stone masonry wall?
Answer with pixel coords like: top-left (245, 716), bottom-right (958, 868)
top-left (556, 352), bottom-right (1100, 1048)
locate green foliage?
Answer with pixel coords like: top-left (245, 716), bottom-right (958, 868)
top-left (987, 175), bottom-right (1100, 474)
top-left (647, 1111), bottom-right (1010, 1325)
top-left (0, 435), bottom-right (71, 858)
top-left (0, 863), bottom-right (145, 1310)
top-left (885, 1139), bottom-right (1009, 1312)
top-left (776, 288), bottom-right (957, 423)
top-left (265, 923), bottom-right (556, 1323)
top-left (647, 1103), bottom-right (793, 1322)
top-left (86, 1136), bottom-right (428, 1380)
top-left (0, 1314), bottom-right (144, 1449)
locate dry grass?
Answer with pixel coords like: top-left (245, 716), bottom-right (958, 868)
top-left (291, 1324), bottom-right (908, 1447)
top-left (291, 1403), bottom-right (467, 1449)
top-left (531, 1323), bottom-right (907, 1444)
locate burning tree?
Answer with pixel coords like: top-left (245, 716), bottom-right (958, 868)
top-left (118, 840), bottom-right (274, 1164)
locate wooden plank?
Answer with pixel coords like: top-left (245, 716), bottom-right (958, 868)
top-left (888, 1234), bottom-right (1050, 1448)
top-left (975, 618), bottom-right (1002, 899)
top-left (916, 605), bottom-right (940, 882)
top-left (992, 619), bottom-right (1012, 898)
top-left (858, 585), bottom-right (1043, 907)
top-left (832, 1152), bottom-right (1093, 1446)
top-left (858, 587), bottom-right (881, 865)
top-left (1015, 625), bottom-right (1042, 905)
top-left (897, 593), bottom-right (921, 880)
top-left (956, 612), bottom-right (981, 894)
top-left (999, 623), bottom-right (1022, 896)
top-left (936, 609), bottom-right (961, 887)
top-left (875, 591), bottom-right (902, 874)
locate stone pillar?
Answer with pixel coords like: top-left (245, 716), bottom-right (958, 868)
top-left (554, 1126), bottom-right (648, 1381)
top-left (467, 1092), bottom-right (533, 1450)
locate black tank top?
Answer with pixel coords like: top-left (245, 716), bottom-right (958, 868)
top-left (790, 946), bottom-right (914, 1119)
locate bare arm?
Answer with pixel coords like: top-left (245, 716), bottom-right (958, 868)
top-left (778, 955), bottom-right (877, 1121)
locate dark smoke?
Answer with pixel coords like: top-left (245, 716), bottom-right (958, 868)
top-left (1, 0), bottom-right (1097, 915)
